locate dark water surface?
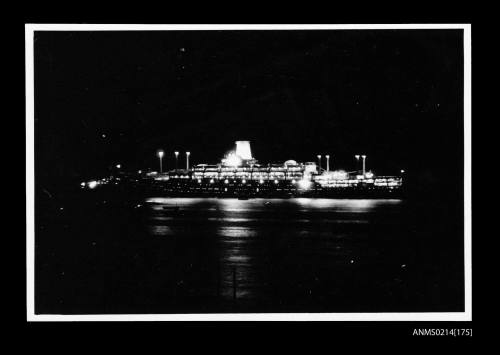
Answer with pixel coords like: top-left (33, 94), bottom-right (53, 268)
top-left (36, 193), bottom-right (464, 314)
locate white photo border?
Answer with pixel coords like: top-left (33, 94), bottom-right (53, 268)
top-left (25, 23), bottom-right (472, 322)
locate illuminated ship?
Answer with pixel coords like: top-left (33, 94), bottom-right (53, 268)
top-left (149, 141), bottom-right (403, 198)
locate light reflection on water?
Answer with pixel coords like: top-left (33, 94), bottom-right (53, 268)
top-left (294, 198), bottom-right (401, 211)
top-left (218, 226), bottom-right (259, 238)
top-left (217, 226), bottom-right (258, 300)
top-left (144, 197), bottom-right (403, 302)
top-left (145, 197), bottom-right (402, 212)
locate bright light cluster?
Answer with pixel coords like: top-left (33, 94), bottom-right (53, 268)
top-left (298, 179), bottom-right (312, 190)
top-left (223, 152), bottom-right (242, 167)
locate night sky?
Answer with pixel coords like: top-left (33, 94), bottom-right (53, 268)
top-left (34, 29), bottom-right (464, 197)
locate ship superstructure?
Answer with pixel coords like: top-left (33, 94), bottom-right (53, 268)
top-left (149, 141), bottom-right (403, 197)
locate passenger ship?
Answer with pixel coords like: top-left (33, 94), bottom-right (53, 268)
top-left (150, 141), bottom-right (403, 198)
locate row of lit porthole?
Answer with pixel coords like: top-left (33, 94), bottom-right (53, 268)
top-left (195, 178), bottom-right (298, 184)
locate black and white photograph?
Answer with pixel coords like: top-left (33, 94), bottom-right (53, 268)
top-left (26, 24), bottom-right (471, 323)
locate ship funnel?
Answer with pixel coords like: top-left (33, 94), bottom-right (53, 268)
top-left (235, 141), bottom-right (253, 160)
